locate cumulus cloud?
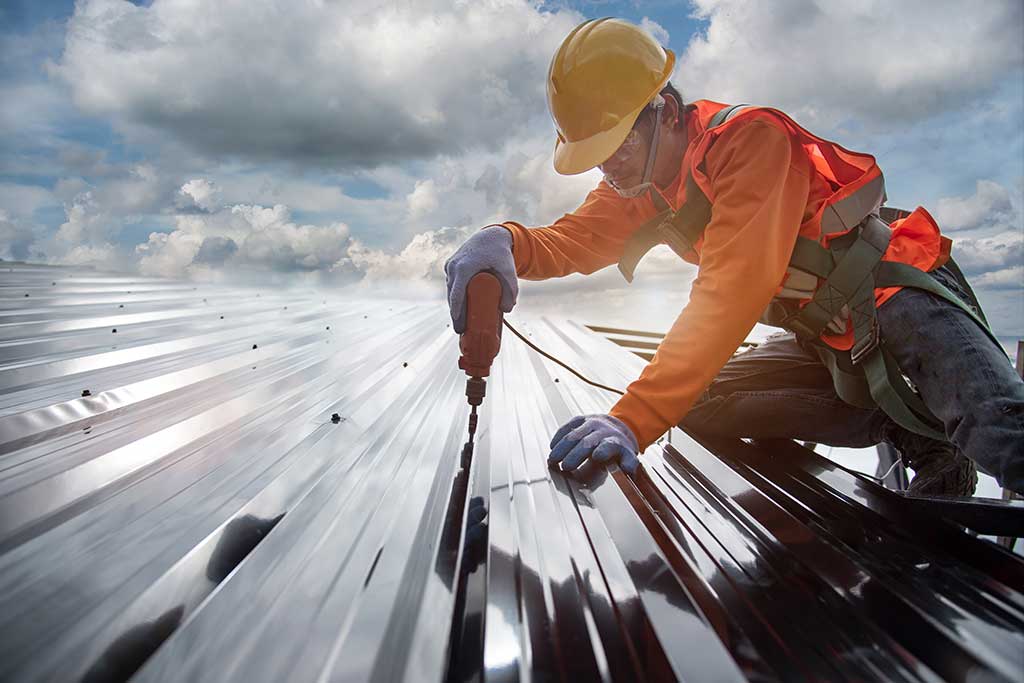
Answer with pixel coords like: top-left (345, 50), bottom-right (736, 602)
top-left (135, 195), bottom-right (352, 278)
top-left (677, 0), bottom-right (1023, 128)
top-left (406, 179), bottom-right (439, 221)
top-left (934, 179), bottom-right (1023, 300)
top-left (346, 225), bottom-right (474, 284)
top-left (934, 179), bottom-right (1016, 233)
top-left (51, 0), bottom-right (581, 167)
top-left (178, 178), bottom-right (222, 212)
top-left (0, 210), bottom-right (38, 261)
top-left (639, 17), bottom-right (670, 47)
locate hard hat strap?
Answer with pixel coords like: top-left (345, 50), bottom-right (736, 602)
top-left (639, 97), bottom-right (665, 189)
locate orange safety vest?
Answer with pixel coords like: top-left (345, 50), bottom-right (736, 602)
top-left (619, 100), bottom-right (998, 439)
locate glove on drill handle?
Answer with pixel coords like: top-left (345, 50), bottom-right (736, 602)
top-left (445, 226), bottom-right (518, 334)
top-left (459, 272), bottom-right (504, 378)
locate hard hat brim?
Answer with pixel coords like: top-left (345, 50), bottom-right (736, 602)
top-left (552, 47), bottom-right (675, 176)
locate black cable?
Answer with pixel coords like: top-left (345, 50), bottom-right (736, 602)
top-left (502, 319), bottom-right (624, 395)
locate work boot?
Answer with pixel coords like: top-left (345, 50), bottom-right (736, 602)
top-left (888, 428), bottom-right (978, 496)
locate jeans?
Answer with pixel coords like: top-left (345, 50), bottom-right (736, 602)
top-left (679, 265), bottom-right (1024, 493)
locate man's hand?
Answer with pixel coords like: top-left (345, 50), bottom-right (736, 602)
top-left (548, 414), bottom-right (640, 474)
top-left (444, 226), bottom-right (518, 333)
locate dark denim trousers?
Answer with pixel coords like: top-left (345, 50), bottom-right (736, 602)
top-left (679, 265), bottom-right (1024, 492)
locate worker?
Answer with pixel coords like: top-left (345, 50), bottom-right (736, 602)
top-left (444, 18), bottom-right (1024, 496)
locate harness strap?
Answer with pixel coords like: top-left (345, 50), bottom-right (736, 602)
top-left (875, 260), bottom-right (1003, 352)
top-left (788, 216), bottom-right (891, 345)
top-left (789, 237), bottom-right (833, 278)
top-left (618, 173), bottom-right (712, 282)
top-left (618, 104), bottom-right (750, 283)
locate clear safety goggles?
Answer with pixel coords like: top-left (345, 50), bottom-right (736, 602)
top-left (602, 95), bottom-right (665, 198)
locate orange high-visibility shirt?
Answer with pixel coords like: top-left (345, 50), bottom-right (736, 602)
top-left (501, 108), bottom-right (835, 450)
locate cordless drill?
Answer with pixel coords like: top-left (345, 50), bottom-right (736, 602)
top-left (458, 272), bottom-right (504, 463)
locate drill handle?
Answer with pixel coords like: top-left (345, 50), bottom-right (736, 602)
top-left (459, 272), bottom-right (504, 378)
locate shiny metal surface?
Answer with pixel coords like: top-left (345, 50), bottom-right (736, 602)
top-left (1, 262), bottom-right (1022, 682)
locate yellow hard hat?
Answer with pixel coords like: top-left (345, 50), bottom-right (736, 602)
top-left (547, 18), bottom-right (676, 175)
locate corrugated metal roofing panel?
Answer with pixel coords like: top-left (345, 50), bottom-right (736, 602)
top-left (1, 263), bottom-right (1022, 682)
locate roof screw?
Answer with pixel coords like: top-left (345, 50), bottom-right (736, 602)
top-left (52, 282), bottom-right (56, 286)
top-left (112, 328), bottom-right (117, 333)
top-left (554, 378), bottom-right (559, 383)
top-left (81, 389), bottom-right (91, 397)
top-left (118, 304), bottom-right (124, 308)
top-left (402, 362), bottom-right (408, 367)
top-left (331, 413), bottom-right (342, 424)
top-left (326, 326), bottom-right (330, 330)
top-left (252, 344), bottom-right (258, 350)
top-left (24, 293), bottom-right (29, 297)
top-left (220, 315), bottom-right (224, 319)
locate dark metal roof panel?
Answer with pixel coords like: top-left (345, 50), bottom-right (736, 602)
top-left (1, 263), bottom-right (1022, 682)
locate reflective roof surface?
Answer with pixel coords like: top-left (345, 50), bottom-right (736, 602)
top-left (1, 262), bottom-right (1022, 682)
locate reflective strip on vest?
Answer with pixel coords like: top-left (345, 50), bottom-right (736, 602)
top-left (821, 175), bottom-right (886, 235)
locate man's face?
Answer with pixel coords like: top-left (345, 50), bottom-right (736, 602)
top-left (599, 110), bottom-right (656, 193)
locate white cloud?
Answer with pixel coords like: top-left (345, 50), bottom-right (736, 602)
top-left (0, 183), bottom-right (57, 217)
top-left (677, 0), bottom-right (1023, 128)
top-left (57, 243), bottom-right (125, 271)
top-left (178, 178), bottom-right (222, 212)
top-left (972, 265), bottom-right (1022, 290)
top-left (54, 191), bottom-right (111, 247)
top-left (136, 196), bottom-right (352, 277)
top-left (934, 179), bottom-right (1016, 233)
top-left (406, 179), bottom-right (439, 221)
top-left (0, 210), bottom-right (39, 261)
top-left (640, 17), bottom-right (670, 47)
top-left (52, 0), bottom-right (582, 167)
top-left (950, 229), bottom-right (1023, 285)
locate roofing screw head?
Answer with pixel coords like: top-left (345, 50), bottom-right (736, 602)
top-left (220, 315), bottom-right (224, 319)
top-left (81, 389), bottom-right (91, 397)
top-left (24, 293), bottom-right (29, 297)
top-left (118, 304), bottom-right (124, 308)
top-left (331, 413), bottom-right (342, 424)
top-left (326, 326), bottom-right (330, 330)
top-left (554, 378), bottom-right (559, 383)
top-left (252, 344), bottom-right (258, 350)
top-left (52, 282), bottom-right (56, 286)
top-left (402, 362), bottom-right (408, 367)
top-left (112, 328), bottom-right (117, 333)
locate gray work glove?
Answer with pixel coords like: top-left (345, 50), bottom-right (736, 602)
top-left (548, 414), bottom-right (640, 474)
top-left (444, 226), bottom-right (518, 333)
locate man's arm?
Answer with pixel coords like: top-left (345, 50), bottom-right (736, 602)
top-left (500, 181), bottom-right (650, 280)
top-left (609, 118), bottom-right (811, 450)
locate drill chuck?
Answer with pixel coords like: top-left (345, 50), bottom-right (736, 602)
top-left (465, 376), bottom-right (487, 407)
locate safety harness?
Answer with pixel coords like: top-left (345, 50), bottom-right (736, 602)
top-left (618, 104), bottom-right (1002, 441)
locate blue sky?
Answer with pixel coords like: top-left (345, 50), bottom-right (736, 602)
top-left (1, 0), bottom-right (1021, 338)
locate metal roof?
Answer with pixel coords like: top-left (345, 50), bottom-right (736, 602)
top-left (1, 262), bottom-right (1023, 682)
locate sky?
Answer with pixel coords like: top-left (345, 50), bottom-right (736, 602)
top-left (1, 0), bottom-right (1022, 340)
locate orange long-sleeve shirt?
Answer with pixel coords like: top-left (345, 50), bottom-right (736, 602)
top-left (501, 108), bottom-right (832, 450)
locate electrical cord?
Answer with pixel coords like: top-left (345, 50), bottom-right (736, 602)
top-left (501, 318), bottom-right (762, 398)
top-left (502, 319), bottom-right (625, 395)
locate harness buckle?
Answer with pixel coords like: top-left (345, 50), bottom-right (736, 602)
top-left (850, 319), bottom-right (880, 365)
